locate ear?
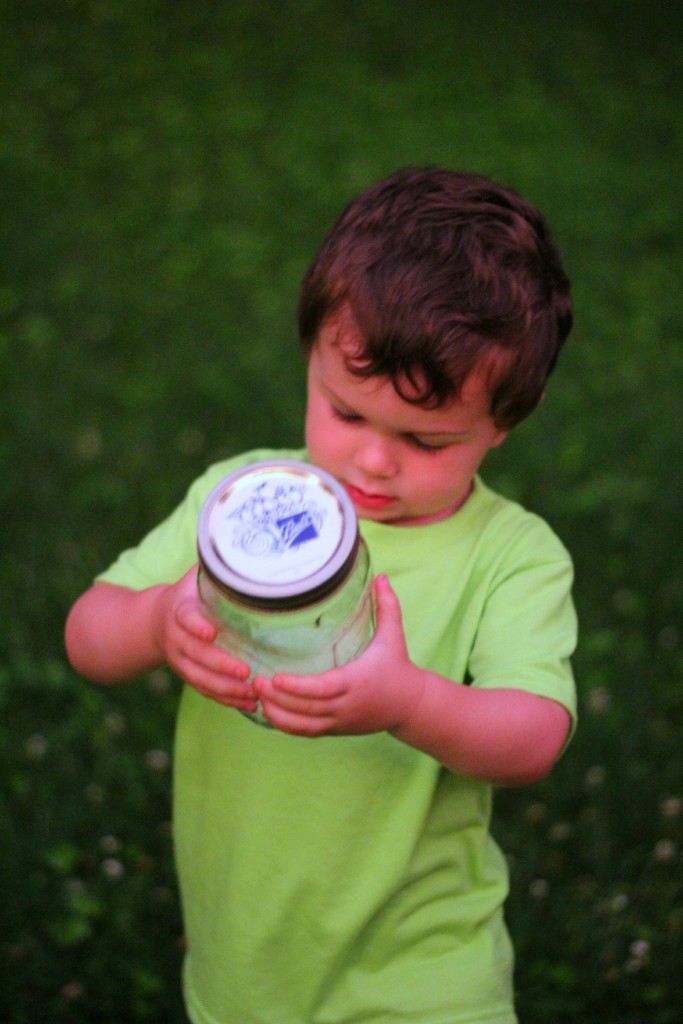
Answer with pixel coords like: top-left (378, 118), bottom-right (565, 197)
top-left (492, 430), bottom-right (508, 448)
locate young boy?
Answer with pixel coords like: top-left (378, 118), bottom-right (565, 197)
top-left (65, 167), bottom-right (577, 1024)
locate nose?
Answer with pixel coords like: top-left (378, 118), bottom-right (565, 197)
top-left (354, 433), bottom-right (398, 479)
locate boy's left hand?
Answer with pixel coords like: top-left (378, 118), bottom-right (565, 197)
top-left (254, 575), bottom-right (425, 737)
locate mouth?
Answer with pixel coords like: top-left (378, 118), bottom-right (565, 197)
top-left (343, 483), bottom-right (397, 511)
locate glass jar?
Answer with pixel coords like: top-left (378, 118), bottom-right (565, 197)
top-left (197, 459), bottom-right (375, 726)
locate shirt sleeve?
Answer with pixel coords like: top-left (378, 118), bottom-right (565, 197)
top-left (95, 451), bottom-right (276, 590)
top-left (468, 512), bottom-right (578, 728)
top-left (95, 476), bottom-right (208, 589)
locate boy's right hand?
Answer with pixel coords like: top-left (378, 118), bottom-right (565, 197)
top-left (153, 566), bottom-right (259, 713)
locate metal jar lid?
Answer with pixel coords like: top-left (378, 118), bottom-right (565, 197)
top-left (197, 460), bottom-right (360, 609)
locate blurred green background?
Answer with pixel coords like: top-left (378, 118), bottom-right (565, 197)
top-left (1, 1), bottom-right (682, 1021)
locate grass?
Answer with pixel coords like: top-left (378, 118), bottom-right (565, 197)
top-left (1, 1), bottom-right (682, 1020)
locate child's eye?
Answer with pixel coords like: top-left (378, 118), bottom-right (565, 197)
top-left (405, 435), bottom-right (447, 454)
top-left (332, 407), bottom-right (363, 424)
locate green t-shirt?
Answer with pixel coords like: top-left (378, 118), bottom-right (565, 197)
top-left (99, 448), bottom-right (577, 1024)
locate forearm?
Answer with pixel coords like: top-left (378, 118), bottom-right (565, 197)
top-left (65, 582), bottom-right (169, 684)
top-left (256, 573), bottom-right (572, 776)
top-left (390, 666), bottom-right (571, 786)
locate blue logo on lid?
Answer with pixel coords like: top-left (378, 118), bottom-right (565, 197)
top-left (228, 481), bottom-right (327, 559)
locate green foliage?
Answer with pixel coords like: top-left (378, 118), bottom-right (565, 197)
top-left (1, 1), bottom-right (681, 1020)
top-left (0, 657), bottom-right (184, 1022)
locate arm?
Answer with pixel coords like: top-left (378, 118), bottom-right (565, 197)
top-left (255, 575), bottom-right (571, 785)
top-left (388, 667), bottom-right (570, 786)
top-left (65, 567), bottom-right (258, 713)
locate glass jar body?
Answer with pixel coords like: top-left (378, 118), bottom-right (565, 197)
top-left (198, 540), bottom-right (375, 726)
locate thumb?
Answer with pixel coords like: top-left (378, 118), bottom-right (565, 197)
top-left (372, 574), bottom-right (405, 638)
top-left (175, 564), bottom-right (217, 640)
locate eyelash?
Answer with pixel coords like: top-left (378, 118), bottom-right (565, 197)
top-left (408, 437), bottom-right (446, 455)
top-left (331, 407), bottom-right (446, 455)
top-left (332, 408), bottom-right (361, 424)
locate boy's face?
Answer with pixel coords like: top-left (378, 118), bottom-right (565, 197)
top-left (305, 312), bottom-right (507, 526)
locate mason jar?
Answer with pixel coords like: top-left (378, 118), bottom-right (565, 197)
top-left (197, 459), bottom-right (375, 726)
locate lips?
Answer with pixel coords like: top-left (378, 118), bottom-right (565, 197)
top-left (343, 483), bottom-right (397, 511)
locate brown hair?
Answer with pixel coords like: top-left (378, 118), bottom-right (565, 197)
top-left (297, 166), bottom-right (572, 429)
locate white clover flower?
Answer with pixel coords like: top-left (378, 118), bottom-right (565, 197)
top-left (60, 981), bottom-right (85, 1001)
top-left (64, 878), bottom-right (87, 899)
top-left (529, 878), bottom-right (549, 899)
top-left (525, 802), bottom-right (548, 823)
top-left (585, 765), bottom-right (606, 789)
top-left (154, 885), bottom-right (174, 904)
top-left (147, 669), bottom-right (172, 693)
top-left (611, 893), bottom-right (629, 913)
top-left (549, 822), bottom-right (573, 842)
top-left (660, 796), bottom-right (682, 819)
top-left (99, 834), bottom-right (121, 854)
top-left (653, 839), bottom-right (678, 863)
top-left (586, 687), bottom-right (611, 714)
top-left (629, 939), bottom-right (650, 962)
top-left (145, 749), bottom-right (170, 772)
top-left (74, 427), bottom-right (103, 460)
top-left (25, 734), bottom-right (48, 760)
top-left (84, 783), bottom-right (104, 805)
top-left (624, 941), bottom-right (651, 975)
top-left (101, 858), bottom-right (125, 881)
top-left (104, 711), bottom-right (126, 735)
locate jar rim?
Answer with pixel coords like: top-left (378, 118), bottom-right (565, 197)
top-left (197, 459), bottom-right (360, 607)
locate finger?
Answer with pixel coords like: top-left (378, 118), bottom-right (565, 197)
top-left (179, 633), bottom-right (251, 681)
top-left (257, 676), bottom-right (337, 721)
top-left (266, 691), bottom-right (334, 718)
top-left (184, 665), bottom-right (259, 710)
top-left (258, 700), bottom-right (333, 738)
top-left (271, 670), bottom-right (346, 699)
top-left (176, 600), bottom-right (218, 642)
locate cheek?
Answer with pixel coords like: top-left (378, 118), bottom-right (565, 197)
top-left (420, 451), bottom-right (469, 494)
top-left (304, 420), bottom-right (320, 464)
top-left (421, 465), bottom-right (451, 499)
top-left (305, 393), bottom-right (326, 434)
top-left (306, 406), bottom-right (340, 458)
